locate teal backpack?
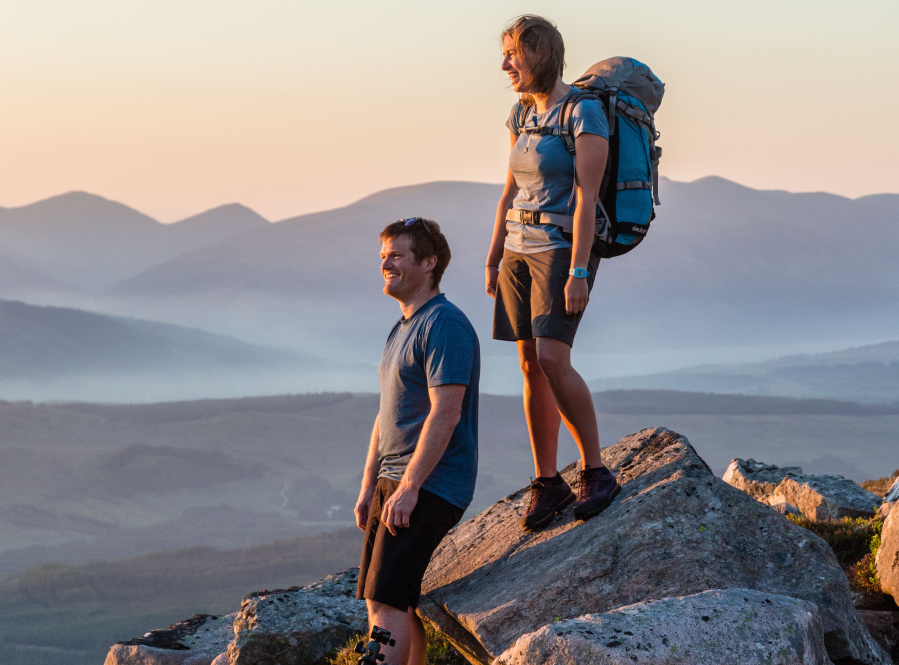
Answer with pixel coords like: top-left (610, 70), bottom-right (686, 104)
top-left (517, 57), bottom-right (665, 258)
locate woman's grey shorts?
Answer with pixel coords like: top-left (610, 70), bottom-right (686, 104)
top-left (492, 246), bottom-right (599, 347)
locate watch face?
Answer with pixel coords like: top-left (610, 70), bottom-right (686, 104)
top-left (572, 267), bottom-right (589, 278)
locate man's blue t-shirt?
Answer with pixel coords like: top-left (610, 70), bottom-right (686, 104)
top-left (377, 294), bottom-right (480, 510)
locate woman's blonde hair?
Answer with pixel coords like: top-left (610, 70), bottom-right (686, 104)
top-left (501, 15), bottom-right (565, 106)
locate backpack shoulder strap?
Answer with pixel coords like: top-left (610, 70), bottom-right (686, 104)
top-left (515, 102), bottom-right (533, 133)
top-left (559, 90), bottom-right (601, 155)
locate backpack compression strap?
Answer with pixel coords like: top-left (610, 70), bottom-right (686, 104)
top-left (563, 89), bottom-right (662, 206)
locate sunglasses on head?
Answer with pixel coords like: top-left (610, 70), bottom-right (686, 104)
top-left (399, 217), bottom-right (432, 236)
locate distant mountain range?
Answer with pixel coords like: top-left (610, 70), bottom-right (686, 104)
top-left (590, 340), bottom-right (899, 403)
top-left (0, 299), bottom-right (303, 379)
top-left (0, 193), bottom-right (268, 291)
top-left (1, 177), bottom-right (897, 395)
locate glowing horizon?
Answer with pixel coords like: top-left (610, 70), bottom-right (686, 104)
top-left (2, 0), bottom-right (896, 222)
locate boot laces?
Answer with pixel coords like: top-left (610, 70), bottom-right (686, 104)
top-left (576, 468), bottom-right (600, 502)
top-left (527, 478), bottom-right (547, 511)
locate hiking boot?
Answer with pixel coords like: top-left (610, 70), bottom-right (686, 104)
top-left (521, 473), bottom-right (575, 531)
top-left (573, 465), bottom-right (620, 520)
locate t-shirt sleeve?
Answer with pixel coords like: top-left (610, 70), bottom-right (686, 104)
top-left (424, 317), bottom-right (476, 388)
top-left (570, 97), bottom-right (609, 140)
top-left (505, 103), bottom-right (523, 135)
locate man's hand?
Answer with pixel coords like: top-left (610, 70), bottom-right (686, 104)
top-left (354, 487), bottom-right (374, 531)
top-left (485, 265), bottom-right (499, 298)
top-left (564, 275), bottom-right (589, 315)
top-left (381, 483), bottom-right (420, 536)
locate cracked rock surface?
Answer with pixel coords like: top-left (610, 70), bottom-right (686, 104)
top-left (418, 428), bottom-right (889, 665)
top-left (723, 458), bottom-right (880, 520)
top-left (227, 568), bottom-right (366, 665)
top-left (494, 589), bottom-right (831, 665)
top-left (104, 613), bottom-right (236, 665)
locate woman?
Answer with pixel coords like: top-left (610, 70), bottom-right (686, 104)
top-left (485, 15), bottom-right (619, 531)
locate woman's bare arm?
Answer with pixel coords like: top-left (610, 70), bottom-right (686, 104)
top-left (565, 133), bottom-right (609, 314)
top-left (485, 132), bottom-right (520, 298)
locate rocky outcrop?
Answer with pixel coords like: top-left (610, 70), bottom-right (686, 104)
top-left (723, 458), bottom-right (880, 520)
top-left (418, 428), bottom-right (890, 665)
top-left (105, 570), bottom-right (366, 665)
top-left (104, 613), bottom-right (236, 665)
top-left (880, 478), bottom-right (899, 519)
top-left (494, 589), bottom-right (831, 665)
top-left (877, 510), bottom-right (899, 605)
top-left (859, 611), bottom-right (899, 663)
top-left (722, 458), bottom-right (804, 501)
top-left (227, 568), bottom-right (366, 665)
top-left (770, 501), bottom-right (802, 516)
top-left (885, 478), bottom-right (899, 505)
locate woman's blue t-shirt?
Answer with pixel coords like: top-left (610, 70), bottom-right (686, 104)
top-left (505, 87), bottom-right (609, 254)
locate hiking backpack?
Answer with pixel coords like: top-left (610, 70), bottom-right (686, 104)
top-left (517, 57), bottom-right (665, 258)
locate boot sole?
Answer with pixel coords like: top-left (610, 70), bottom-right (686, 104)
top-left (573, 484), bottom-right (621, 521)
top-left (522, 491), bottom-right (576, 531)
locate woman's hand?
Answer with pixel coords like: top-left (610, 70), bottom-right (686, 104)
top-left (564, 275), bottom-right (589, 315)
top-left (485, 265), bottom-right (500, 298)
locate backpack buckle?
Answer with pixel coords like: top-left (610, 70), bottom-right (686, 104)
top-left (520, 210), bottom-right (540, 225)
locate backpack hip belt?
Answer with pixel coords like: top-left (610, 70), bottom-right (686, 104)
top-left (506, 208), bottom-right (609, 236)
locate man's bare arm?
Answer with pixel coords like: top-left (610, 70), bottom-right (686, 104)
top-left (380, 384), bottom-right (465, 536)
top-left (354, 414), bottom-right (381, 531)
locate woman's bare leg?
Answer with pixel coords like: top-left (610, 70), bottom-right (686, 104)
top-left (517, 339), bottom-right (562, 477)
top-left (534, 336), bottom-right (602, 468)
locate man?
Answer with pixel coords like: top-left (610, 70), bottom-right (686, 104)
top-left (355, 217), bottom-right (480, 665)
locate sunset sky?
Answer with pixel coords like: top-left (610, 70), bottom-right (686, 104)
top-left (1, 0), bottom-right (896, 222)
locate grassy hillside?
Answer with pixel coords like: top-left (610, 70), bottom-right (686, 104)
top-left (0, 528), bottom-right (361, 665)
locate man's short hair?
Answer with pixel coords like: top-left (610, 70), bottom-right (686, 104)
top-left (379, 218), bottom-right (451, 289)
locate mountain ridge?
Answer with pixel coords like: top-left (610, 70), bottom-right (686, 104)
top-left (589, 339), bottom-right (899, 403)
top-left (0, 299), bottom-right (302, 379)
top-left (0, 192), bottom-right (271, 290)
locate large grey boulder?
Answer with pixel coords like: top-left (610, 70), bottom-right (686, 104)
top-left (858, 611), bottom-right (899, 663)
top-left (494, 589), bottom-right (831, 665)
top-left (227, 568), bottom-right (366, 665)
top-left (881, 478), bottom-right (899, 519)
top-left (723, 458), bottom-right (880, 520)
top-left (876, 509), bottom-right (899, 605)
top-left (104, 613), bottom-right (236, 665)
top-left (419, 428), bottom-right (889, 665)
top-left (885, 478), bottom-right (899, 505)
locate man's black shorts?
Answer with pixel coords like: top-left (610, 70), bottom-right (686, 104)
top-left (356, 477), bottom-right (464, 612)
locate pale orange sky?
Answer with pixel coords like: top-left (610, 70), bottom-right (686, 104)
top-left (1, 0), bottom-right (896, 222)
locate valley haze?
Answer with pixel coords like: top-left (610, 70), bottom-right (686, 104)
top-left (2, 176), bottom-right (898, 401)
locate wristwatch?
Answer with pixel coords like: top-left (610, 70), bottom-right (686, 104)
top-left (569, 267), bottom-right (590, 279)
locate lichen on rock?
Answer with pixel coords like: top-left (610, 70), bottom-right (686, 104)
top-left (418, 428), bottom-right (890, 665)
top-left (494, 589), bottom-right (831, 665)
top-left (724, 458), bottom-right (880, 520)
top-left (104, 613), bottom-right (236, 665)
top-left (227, 568), bottom-right (367, 665)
